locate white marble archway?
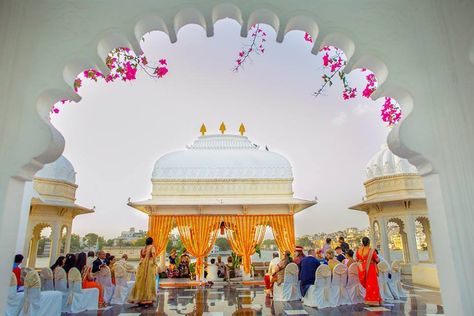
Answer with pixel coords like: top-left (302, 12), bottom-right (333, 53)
top-left (1, 1), bottom-right (473, 314)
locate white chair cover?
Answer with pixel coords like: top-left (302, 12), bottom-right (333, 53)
top-left (330, 263), bottom-right (351, 306)
top-left (62, 267), bottom-right (99, 313)
top-left (302, 264), bottom-right (332, 308)
top-left (111, 264), bottom-right (134, 305)
top-left (272, 263), bottom-right (302, 302)
top-left (53, 267), bottom-right (67, 292)
top-left (378, 261), bottom-right (394, 301)
top-left (96, 265), bottom-right (115, 304)
top-left (40, 268), bottom-right (54, 291)
top-left (346, 263), bottom-right (365, 304)
top-left (6, 273), bottom-right (25, 316)
top-left (390, 261), bottom-right (408, 299)
top-left (20, 270), bottom-right (62, 316)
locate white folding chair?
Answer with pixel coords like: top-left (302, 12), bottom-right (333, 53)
top-left (272, 262), bottom-right (302, 302)
top-left (346, 263), bottom-right (365, 304)
top-left (62, 267), bottom-right (99, 313)
top-left (330, 263), bottom-right (351, 306)
top-left (302, 264), bottom-right (332, 308)
top-left (378, 261), bottom-right (394, 301)
top-left (53, 267), bottom-right (67, 292)
top-left (20, 270), bottom-right (62, 316)
top-left (40, 267), bottom-right (54, 291)
top-left (111, 263), bottom-right (134, 305)
top-left (6, 272), bottom-right (25, 316)
top-left (390, 260), bottom-right (408, 298)
top-left (96, 265), bottom-right (115, 304)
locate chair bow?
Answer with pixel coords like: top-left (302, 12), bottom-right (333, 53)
top-left (67, 268), bottom-right (82, 305)
top-left (23, 270), bottom-right (41, 313)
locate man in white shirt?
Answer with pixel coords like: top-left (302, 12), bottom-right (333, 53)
top-left (268, 253), bottom-right (280, 276)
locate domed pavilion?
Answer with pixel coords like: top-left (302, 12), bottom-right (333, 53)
top-left (128, 123), bottom-right (316, 280)
top-left (23, 156), bottom-right (94, 267)
top-left (350, 144), bottom-right (439, 288)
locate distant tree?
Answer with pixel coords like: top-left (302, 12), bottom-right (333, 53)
top-left (98, 236), bottom-right (105, 250)
top-left (215, 238), bottom-right (231, 251)
top-left (69, 234), bottom-right (82, 253)
top-left (261, 239), bottom-right (277, 250)
top-left (105, 239), bottom-right (114, 247)
top-left (296, 236), bottom-right (313, 249)
top-left (133, 236), bottom-right (147, 247)
top-left (166, 235), bottom-right (183, 253)
top-left (83, 233), bottom-right (99, 249)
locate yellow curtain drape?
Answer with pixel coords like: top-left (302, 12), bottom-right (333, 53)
top-left (270, 215), bottom-right (296, 257)
top-left (175, 216), bottom-right (221, 280)
top-left (148, 216), bottom-right (174, 256)
top-left (224, 215), bottom-right (268, 274)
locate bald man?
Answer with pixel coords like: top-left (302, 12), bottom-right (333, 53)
top-left (92, 250), bottom-right (107, 274)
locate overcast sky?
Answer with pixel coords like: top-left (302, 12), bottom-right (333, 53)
top-left (51, 19), bottom-right (389, 239)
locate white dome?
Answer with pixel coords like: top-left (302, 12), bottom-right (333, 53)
top-left (366, 144), bottom-right (418, 179)
top-left (35, 155), bottom-right (76, 184)
top-left (152, 134), bottom-right (293, 180)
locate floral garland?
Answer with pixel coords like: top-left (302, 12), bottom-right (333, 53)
top-left (52, 47), bottom-right (168, 113)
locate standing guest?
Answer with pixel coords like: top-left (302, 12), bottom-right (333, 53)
top-left (225, 256), bottom-right (235, 280)
top-left (12, 254), bottom-right (24, 289)
top-left (356, 237), bottom-right (381, 306)
top-left (207, 258), bottom-right (218, 281)
top-left (107, 256), bottom-right (117, 284)
top-left (339, 237), bottom-right (350, 254)
top-left (87, 251), bottom-right (95, 267)
top-left (335, 247), bottom-right (346, 262)
top-left (216, 256), bottom-right (226, 278)
top-left (268, 253), bottom-right (280, 276)
top-left (76, 252), bottom-right (105, 308)
top-left (178, 254), bottom-right (190, 278)
top-left (299, 249), bottom-right (320, 296)
top-left (63, 253), bottom-right (77, 273)
top-left (167, 249), bottom-right (179, 278)
top-left (322, 238), bottom-right (332, 254)
top-left (92, 250), bottom-right (108, 274)
top-left (128, 237), bottom-right (157, 306)
top-left (344, 249), bottom-right (356, 267)
top-left (315, 249), bottom-right (327, 265)
top-left (325, 249), bottom-right (339, 272)
top-left (293, 246), bottom-right (306, 267)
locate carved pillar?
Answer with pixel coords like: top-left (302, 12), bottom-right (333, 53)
top-left (64, 225), bottom-right (72, 254)
top-left (28, 233), bottom-right (39, 268)
top-left (404, 215), bottom-right (419, 265)
top-left (422, 218), bottom-right (435, 262)
top-left (49, 222), bottom-right (61, 266)
top-left (23, 224), bottom-right (33, 261)
top-left (379, 217), bottom-right (391, 264)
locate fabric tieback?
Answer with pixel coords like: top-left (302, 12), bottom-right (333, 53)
top-left (40, 268), bottom-right (53, 280)
top-left (67, 268), bottom-right (82, 305)
top-left (54, 267), bottom-right (67, 280)
top-left (23, 270), bottom-right (41, 313)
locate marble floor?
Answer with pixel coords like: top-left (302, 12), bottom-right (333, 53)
top-left (68, 282), bottom-right (443, 316)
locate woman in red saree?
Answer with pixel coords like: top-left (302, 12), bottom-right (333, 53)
top-left (356, 237), bottom-right (381, 306)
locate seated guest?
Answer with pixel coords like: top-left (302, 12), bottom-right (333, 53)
top-left (272, 250), bottom-right (292, 287)
top-left (207, 258), bottom-right (218, 281)
top-left (87, 251), bottom-right (95, 267)
top-left (322, 238), bottom-right (332, 254)
top-left (294, 246), bottom-right (306, 267)
top-left (178, 254), bottom-right (190, 278)
top-left (316, 249), bottom-right (327, 265)
top-left (216, 256), bottom-right (226, 278)
top-left (325, 249), bottom-right (339, 272)
top-left (335, 246), bottom-right (346, 262)
top-left (268, 253), bottom-right (280, 276)
top-left (344, 249), bottom-right (355, 267)
top-left (63, 253), bottom-right (77, 273)
top-left (76, 252), bottom-right (105, 308)
top-left (225, 256), bottom-right (235, 280)
top-left (167, 249), bottom-right (179, 278)
top-left (338, 236), bottom-right (350, 254)
top-left (92, 250), bottom-right (108, 274)
top-left (107, 256), bottom-right (116, 284)
top-left (117, 254), bottom-right (136, 279)
top-left (299, 249), bottom-right (320, 296)
top-left (12, 254), bottom-right (24, 289)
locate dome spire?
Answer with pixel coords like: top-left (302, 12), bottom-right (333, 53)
top-left (239, 123), bottom-right (246, 136)
top-left (219, 122), bottom-right (226, 134)
top-left (200, 123), bottom-right (207, 136)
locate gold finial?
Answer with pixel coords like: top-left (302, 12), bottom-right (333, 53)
top-left (200, 123), bottom-right (207, 136)
top-left (239, 123), bottom-right (246, 136)
top-left (219, 122), bottom-right (226, 134)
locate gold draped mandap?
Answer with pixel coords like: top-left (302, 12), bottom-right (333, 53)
top-left (128, 125), bottom-right (316, 280)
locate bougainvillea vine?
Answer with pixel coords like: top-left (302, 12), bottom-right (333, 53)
top-left (233, 24), bottom-right (267, 71)
top-left (52, 47), bottom-right (168, 113)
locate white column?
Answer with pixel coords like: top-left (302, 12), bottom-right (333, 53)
top-left (28, 234), bottom-right (39, 268)
top-left (23, 223), bottom-right (33, 261)
top-left (404, 215), bottom-right (419, 265)
top-left (424, 224), bottom-right (435, 262)
top-left (64, 225), bottom-right (72, 254)
top-left (379, 217), bottom-right (391, 264)
top-left (49, 222), bottom-right (61, 266)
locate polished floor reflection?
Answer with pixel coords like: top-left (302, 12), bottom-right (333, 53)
top-left (69, 282), bottom-right (444, 315)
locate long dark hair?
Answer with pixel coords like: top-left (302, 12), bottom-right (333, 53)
top-left (63, 253), bottom-right (77, 273)
top-left (362, 237), bottom-right (370, 247)
top-left (75, 252), bottom-right (87, 273)
top-left (146, 237), bottom-right (153, 246)
top-left (50, 256), bottom-right (65, 271)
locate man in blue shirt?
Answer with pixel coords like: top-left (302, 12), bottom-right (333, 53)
top-left (299, 249), bottom-right (320, 296)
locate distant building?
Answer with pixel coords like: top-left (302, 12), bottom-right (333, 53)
top-left (116, 227), bottom-right (146, 243)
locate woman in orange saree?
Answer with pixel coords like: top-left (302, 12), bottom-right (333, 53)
top-left (356, 237), bottom-right (381, 306)
top-left (76, 252), bottom-right (105, 307)
top-left (128, 237), bottom-right (157, 306)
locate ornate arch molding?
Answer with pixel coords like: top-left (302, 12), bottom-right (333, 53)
top-left (2, 0), bottom-right (432, 182)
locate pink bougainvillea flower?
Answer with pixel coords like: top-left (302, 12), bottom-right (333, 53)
top-left (320, 46), bottom-right (331, 52)
top-left (322, 53), bottom-right (330, 67)
top-left (51, 107), bottom-right (60, 113)
top-left (159, 58), bottom-right (167, 65)
top-left (60, 99), bottom-right (68, 104)
top-left (239, 51), bottom-right (244, 57)
top-left (124, 62), bottom-right (137, 81)
top-left (304, 32), bottom-right (313, 43)
top-left (73, 78), bottom-right (82, 93)
top-left (155, 66), bottom-right (168, 78)
top-left (362, 87), bottom-right (375, 98)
